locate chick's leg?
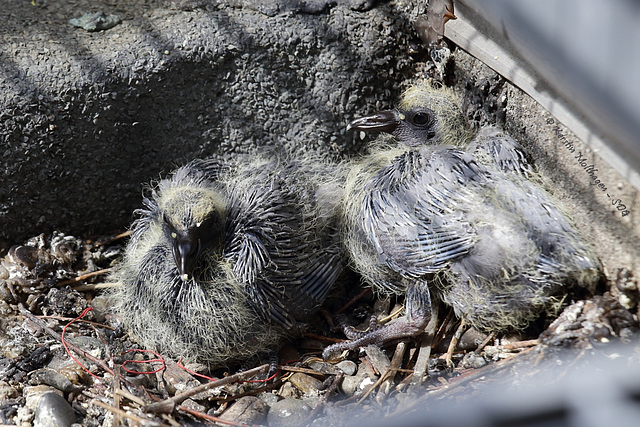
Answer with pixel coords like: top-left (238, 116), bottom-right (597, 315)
top-left (322, 280), bottom-right (432, 360)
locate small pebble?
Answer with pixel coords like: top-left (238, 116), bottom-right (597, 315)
top-left (179, 399), bottom-right (205, 413)
top-left (336, 360), bottom-right (357, 376)
top-left (0, 380), bottom-right (18, 400)
top-left (24, 385), bottom-right (59, 411)
top-left (461, 352), bottom-right (488, 369)
top-left (289, 373), bottom-right (323, 396)
top-left (161, 359), bottom-right (201, 395)
top-left (278, 381), bottom-right (300, 399)
top-left (220, 396), bottom-right (268, 424)
top-left (364, 345), bottom-right (390, 376)
top-left (33, 391), bottom-right (76, 427)
top-left (257, 391), bottom-right (279, 407)
top-left (306, 360), bottom-right (339, 375)
top-left (340, 368), bottom-right (376, 397)
top-left (69, 11), bottom-right (121, 32)
top-left (267, 398), bottom-right (312, 427)
top-left (31, 369), bottom-right (82, 394)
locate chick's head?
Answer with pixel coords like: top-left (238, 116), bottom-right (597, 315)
top-left (157, 185), bottom-right (226, 281)
top-left (348, 84), bottom-right (470, 147)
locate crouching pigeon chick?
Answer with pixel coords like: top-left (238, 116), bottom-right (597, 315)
top-left (323, 85), bottom-right (601, 358)
top-left (110, 154), bottom-right (343, 368)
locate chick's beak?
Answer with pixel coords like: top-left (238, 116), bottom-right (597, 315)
top-left (347, 110), bottom-right (400, 134)
top-left (172, 234), bottom-right (201, 280)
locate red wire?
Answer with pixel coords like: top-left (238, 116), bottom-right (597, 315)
top-left (121, 349), bottom-right (166, 374)
top-left (243, 370), bottom-right (278, 383)
top-left (61, 307), bottom-right (101, 380)
top-left (177, 358), bottom-right (218, 381)
top-left (176, 359), bottom-right (279, 383)
top-left (62, 308), bottom-right (282, 384)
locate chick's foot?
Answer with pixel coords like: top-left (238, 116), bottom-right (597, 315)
top-left (322, 314), bottom-right (429, 360)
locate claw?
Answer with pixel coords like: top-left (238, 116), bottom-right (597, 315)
top-left (322, 314), bottom-right (430, 360)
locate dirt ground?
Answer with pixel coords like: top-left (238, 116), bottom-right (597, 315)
top-left (1, 1), bottom-right (640, 426)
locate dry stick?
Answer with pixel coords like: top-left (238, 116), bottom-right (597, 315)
top-left (159, 414), bottom-right (182, 427)
top-left (378, 341), bottom-right (407, 400)
top-left (216, 379), bottom-right (283, 404)
top-left (411, 304), bottom-right (439, 386)
top-left (178, 406), bottom-right (259, 427)
top-left (389, 346), bottom-right (539, 421)
top-left (430, 309), bottom-right (454, 352)
top-left (474, 332), bottom-right (495, 353)
top-left (500, 339), bottom-right (540, 350)
top-left (145, 364), bottom-right (270, 414)
top-left (39, 314), bottom-right (115, 330)
top-left (357, 370), bottom-right (390, 404)
top-left (113, 365), bottom-right (122, 427)
top-left (304, 370), bottom-right (344, 422)
top-left (336, 288), bottom-right (373, 314)
top-left (74, 282), bottom-right (121, 291)
top-left (442, 318), bottom-right (468, 368)
top-left (115, 389), bottom-right (147, 407)
top-left (278, 365), bottom-right (326, 376)
top-left (96, 230), bottom-right (133, 246)
top-left (57, 268), bottom-right (114, 287)
top-left (91, 399), bottom-right (166, 426)
top-left (377, 305), bottom-right (405, 324)
top-left (19, 306), bottom-right (115, 377)
top-left (304, 332), bottom-right (347, 343)
top-left (395, 371), bottom-right (414, 393)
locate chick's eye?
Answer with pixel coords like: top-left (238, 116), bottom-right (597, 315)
top-left (162, 214), bottom-right (177, 238)
top-left (412, 112), bottom-right (431, 125)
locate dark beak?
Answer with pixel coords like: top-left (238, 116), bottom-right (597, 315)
top-left (347, 110), bottom-right (400, 134)
top-left (172, 234), bottom-right (201, 280)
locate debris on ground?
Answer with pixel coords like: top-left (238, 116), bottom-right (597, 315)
top-left (0, 231), bottom-right (637, 425)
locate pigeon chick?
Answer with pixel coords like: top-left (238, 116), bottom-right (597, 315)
top-left (323, 84), bottom-right (601, 358)
top-left (109, 154), bottom-right (343, 368)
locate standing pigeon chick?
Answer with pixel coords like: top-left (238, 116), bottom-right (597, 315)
top-left (110, 155), bottom-right (343, 368)
top-left (323, 85), bottom-right (601, 358)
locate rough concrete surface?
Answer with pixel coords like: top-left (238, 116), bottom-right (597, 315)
top-left (0, 0), bottom-right (424, 249)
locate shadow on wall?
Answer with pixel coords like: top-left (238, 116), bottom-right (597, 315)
top-left (0, 0), bottom-right (425, 249)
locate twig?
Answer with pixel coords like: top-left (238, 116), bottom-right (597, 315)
top-left (377, 305), bottom-right (405, 324)
top-left (91, 399), bottom-right (165, 426)
top-left (336, 288), bottom-right (372, 314)
top-left (96, 230), bottom-right (132, 246)
top-left (430, 309), bottom-right (454, 352)
top-left (113, 365), bottom-right (122, 427)
top-left (145, 364), bottom-right (270, 414)
top-left (115, 389), bottom-right (147, 406)
top-left (74, 282), bottom-right (121, 291)
top-left (19, 306), bottom-right (115, 377)
top-left (388, 367), bottom-right (414, 374)
top-left (395, 373), bottom-right (414, 393)
top-left (57, 268), bottom-right (114, 287)
top-left (474, 332), bottom-right (495, 353)
top-left (38, 314), bottom-right (115, 330)
top-left (357, 370), bottom-right (390, 404)
top-left (216, 379), bottom-right (283, 404)
top-left (500, 339), bottom-right (540, 350)
top-left (178, 406), bottom-right (259, 426)
top-left (412, 305), bottom-right (439, 386)
top-left (441, 318), bottom-right (468, 368)
top-left (278, 365), bottom-right (325, 376)
top-left (304, 332), bottom-right (347, 343)
top-left (304, 371), bottom-right (344, 422)
top-left (378, 341), bottom-right (407, 400)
